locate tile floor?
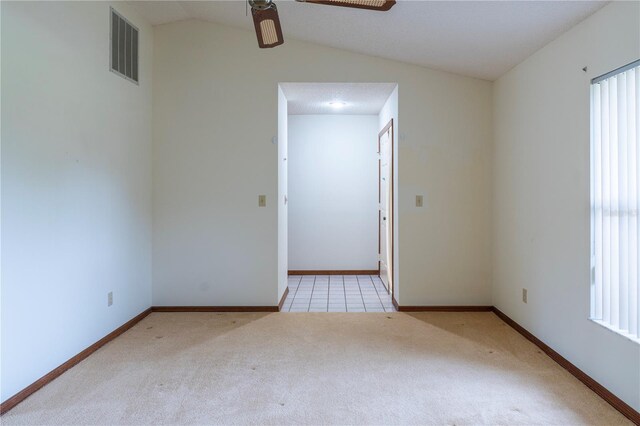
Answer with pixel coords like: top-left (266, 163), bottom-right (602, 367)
top-left (282, 275), bottom-right (395, 312)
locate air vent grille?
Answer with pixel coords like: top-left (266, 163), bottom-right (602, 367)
top-left (110, 8), bottom-right (138, 84)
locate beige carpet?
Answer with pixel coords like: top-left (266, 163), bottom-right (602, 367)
top-left (2, 312), bottom-right (631, 425)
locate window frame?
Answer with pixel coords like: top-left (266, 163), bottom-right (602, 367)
top-left (589, 59), bottom-right (640, 344)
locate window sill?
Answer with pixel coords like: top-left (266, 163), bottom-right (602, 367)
top-left (589, 318), bottom-right (640, 345)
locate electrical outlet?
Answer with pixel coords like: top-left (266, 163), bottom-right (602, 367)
top-left (258, 195), bottom-right (266, 207)
top-left (522, 288), bottom-right (528, 304)
top-left (108, 291), bottom-right (113, 307)
top-left (416, 195), bottom-right (423, 207)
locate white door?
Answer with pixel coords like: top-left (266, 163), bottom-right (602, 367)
top-left (378, 124), bottom-right (393, 294)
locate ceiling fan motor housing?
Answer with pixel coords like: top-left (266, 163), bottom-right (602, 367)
top-left (249, 0), bottom-right (274, 11)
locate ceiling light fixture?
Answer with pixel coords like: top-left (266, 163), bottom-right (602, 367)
top-left (329, 101), bottom-right (347, 108)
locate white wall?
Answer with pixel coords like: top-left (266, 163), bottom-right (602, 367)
top-left (288, 115), bottom-right (378, 271)
top-left (493, 1), bottom-right (640, 411)
top-left (152, 20), bottom-right (493, 307)
top-left (277, 87), bottom-right (288, 300)
top-left (1, 1), bottom-right (153, 403)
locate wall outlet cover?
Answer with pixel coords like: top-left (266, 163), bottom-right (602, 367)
top-left (258, 195), bottom-right (266, 207)
top-left (416, 195), bottom-right (423, 207)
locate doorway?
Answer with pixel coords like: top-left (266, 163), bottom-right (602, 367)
top-left (277, 83), bottom-right (398, 312)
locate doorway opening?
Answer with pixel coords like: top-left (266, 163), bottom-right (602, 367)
top-left (277, 83), bottom-right (398, 312)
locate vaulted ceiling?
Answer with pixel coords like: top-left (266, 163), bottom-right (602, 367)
top-left (130, 0), bottom-right (607, 81)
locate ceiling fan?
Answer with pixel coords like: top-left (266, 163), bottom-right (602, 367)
top-left (248, 0), bottom-right (396, 49)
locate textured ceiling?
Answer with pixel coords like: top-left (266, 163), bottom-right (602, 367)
top-left (129, 0), bottom-right (607, 81)
top-left (280, 83), bottom-right (397, 114)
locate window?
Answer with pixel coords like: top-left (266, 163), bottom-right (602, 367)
top-left (590, 59), bottom-right (640, 342)
top-left (110, 8), bottom-right (138, 84)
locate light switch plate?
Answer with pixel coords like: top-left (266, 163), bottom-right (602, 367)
top-left (258, 195), bottom-right (266, 207)
top-left (416, 195), bottom-right (423, 207)
top-left (108, 291), bottom-right (113, 307)
top-left (522, 288), bottom-right (528, 303)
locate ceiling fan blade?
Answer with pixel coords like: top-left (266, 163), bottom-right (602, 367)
top-left (251, 4), bottom-right (284, 48)
top-left (297, 0), bottom-right (395, 11)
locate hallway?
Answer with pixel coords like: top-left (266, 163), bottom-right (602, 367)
top-left (282, 275), bottom-right (395, 312)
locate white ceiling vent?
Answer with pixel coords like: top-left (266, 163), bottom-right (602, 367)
top-left (110, 8), bottom-right (139, 84)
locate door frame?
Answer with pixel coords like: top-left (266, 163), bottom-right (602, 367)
top-left (378, 118), bottom-right (394, 298)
